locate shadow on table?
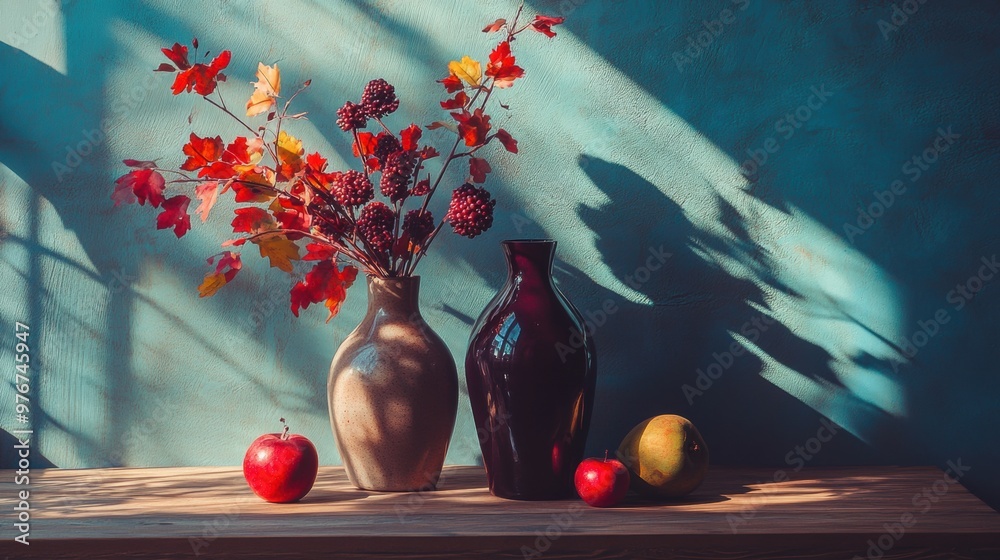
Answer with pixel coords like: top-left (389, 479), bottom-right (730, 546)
top-left (0, 428), bottom-right (56, 468)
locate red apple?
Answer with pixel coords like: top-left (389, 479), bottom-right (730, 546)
top-left (243, 418), bottom-right (319, 503)
top-left (574, 452), bottom-right (630, 507)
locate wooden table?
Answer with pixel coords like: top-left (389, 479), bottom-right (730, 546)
top-left (1, 465), bottom-right (998, 559)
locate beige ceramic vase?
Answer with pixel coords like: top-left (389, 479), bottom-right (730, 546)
top-left (328, 275), bottom-right (458, 491)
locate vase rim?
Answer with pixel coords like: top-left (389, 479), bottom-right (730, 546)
top-left (502, 239), bottom-right (556, 244)
top-left (367, 274), bottom-right (420, 282)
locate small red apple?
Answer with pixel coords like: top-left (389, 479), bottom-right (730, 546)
top-left (243, 418), bottom-right (319, 503)
top-left (574, 452), bottom-right (630, 508)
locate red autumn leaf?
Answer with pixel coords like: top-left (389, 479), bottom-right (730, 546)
top-left (161, 43), bottom-right (190, 70)
top-left (290, 260), bottom-right (358, 321)
top-left (198, 251), bottom-right (242, 297)
top-left (418, 146), bottom-right (440, 160)
top-left (494, 129), bottom-right (518, 153)
top-left (194, 181), bottom-right (219, 222)
top-left (400, 124), bottom-right (422, 151)
top-left (270, 197), bottom-right (311, 231)
top-left (171, 50), bottom-right (231, 96)
top-left (452, 108), bottom-right (491, 147)
top-left (232, 180), bottom-right (274, 203)
top-left (440, 91), bottom-right (469, 110)
top-left (122, 158), bottom-right (157, 169)
top-left (208, 251), bottom-right (242, 282)
top-left (530, 15), bottom-right (565, 38)
top-left (305, 152), bottom-right (328, 173)
top-left (156, 195), bottom-right (192, 237)
top-left (198, 160), bottom-right (237, 179)
top-left (438, 74), bottom-right (464, 93)
top-left (154, 63), bottom-right (176, 72)
top-left (113, 168), bottom-right (165, 207)
top-left (486, 41), bottom-right (525, 89)
top-left (222, 136), bottom-right (259, 171)
top-left (303, 242), bottom-right (337, 261)
top-left (231, 207), bottom-right (273, 233)
top-left (392, 231), bottom-right (412, 260)
top-left (482, 18), bottom-right (506, 33)
top-left (180, 133), bottom-right (224, 172)
top-left (352, 132), bottom-right (378, 158)
top-left (469, 157), bottom-right (491, 183)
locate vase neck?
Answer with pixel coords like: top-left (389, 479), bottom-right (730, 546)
top-left (503, 240), bottom-right (556, 287)
top-left (366, 276), bottom-right (421, 318)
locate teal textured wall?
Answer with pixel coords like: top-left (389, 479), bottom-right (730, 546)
top-left (1, 1), bottom-right (998, 509)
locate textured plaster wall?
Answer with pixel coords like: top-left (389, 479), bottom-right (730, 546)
top-left (1, 1), bottom-right (998, 508)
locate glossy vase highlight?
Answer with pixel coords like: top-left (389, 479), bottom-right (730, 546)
top-left (466, 240), bottom-right (597, 500)
top-left (328, 276), bottom-right (458, 491)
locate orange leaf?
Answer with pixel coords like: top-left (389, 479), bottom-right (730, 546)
top-left (276, 131), bottom-right (304, 181)
top-left (198, 272), bottom-right (227, 297)
top-left (246, 62), bottom-right (281, 117)
top-left (255, 234), bottom-right (300, 272)
top-left (482, 18), bottom-right (506, 33)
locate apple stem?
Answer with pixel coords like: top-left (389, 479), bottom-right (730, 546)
top-left (604, 449), bottom-right (609, 462)
top-left (280, 417), bottom-right (290, 441)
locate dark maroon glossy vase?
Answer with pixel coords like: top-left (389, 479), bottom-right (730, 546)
top-left (465, 239), bottom-right (597, 500)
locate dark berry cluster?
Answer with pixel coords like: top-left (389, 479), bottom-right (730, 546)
top-left (446, 184), bottom-right (495, 238)
top-left (373, 134), bottom-right (402, 165)
top-left (361, 78), bottom-right (399, 118)
top-left (332, 170), bottom-right (373, 207)
top-left (403, 210), bottom-right (435, 242)
top-left (356, 201), bottom-right (395, 252)
top-left (380, 151), bottom-right (414, 202)
top-left (336, 101), bottom-right (367, 132)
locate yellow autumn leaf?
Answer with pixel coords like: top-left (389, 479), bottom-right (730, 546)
top-left (276, 130), bottom-right (304, 178)
top-left (255, 234), bottom-right (300, 272)
top-left (198, 272), bottom-right (227, 297)
top-left (246, 62), bottom-right (281, 117)
top-left (448, 56), bottom-right (482, 86)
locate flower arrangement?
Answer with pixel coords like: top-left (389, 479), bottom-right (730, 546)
top-left (112, 5), bottom-right (563, 321)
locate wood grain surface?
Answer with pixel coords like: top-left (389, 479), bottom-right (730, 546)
top-left (0, 465), bottom-right (998, 558)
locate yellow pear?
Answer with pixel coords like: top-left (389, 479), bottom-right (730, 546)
top-left (617, 414), bottom-right (709, 498)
